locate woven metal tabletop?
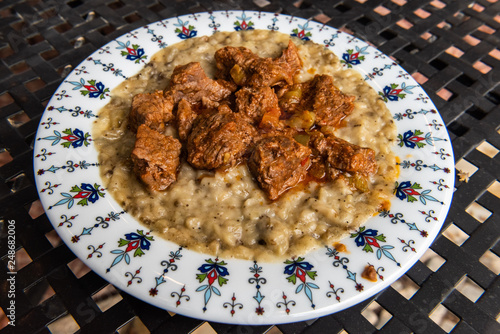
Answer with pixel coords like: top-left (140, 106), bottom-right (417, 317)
top-left (0, 0), bottom-right (499, 333)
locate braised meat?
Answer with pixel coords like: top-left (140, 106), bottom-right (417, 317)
top-left (308, 155), bottom-right (328, 180)
top-left (168, 62), bottom-right (237, 106)
top-left (280, 40), bottom-right (302, 80)
top-left (131, 125), bottom-right (182, 191)
top-left (248, 135), bottom-right (311, 200)
top-left (187, 105), bottom-right (257, 170)
top-left (128, 90), bottom-right (174, 132)
top-left (278, 74), bottom-right (355, 128)
top-left (128, 40), bottom-right (377, 200)
top-left (176, 98), bottom-right (199, 141)
top-left (257, 121), bottom-right (299, 140)
top-left (235, 86), bottom-right (279, 124)
top-left (215, 40), bottom-right (301, 87)
top-left (311, 132), bottom-right (377, 178)
top-left (214, 46), bottom-right (257, 83)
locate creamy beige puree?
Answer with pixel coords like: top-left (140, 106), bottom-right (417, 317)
top-left (93, 30), bottom-right (398, 261)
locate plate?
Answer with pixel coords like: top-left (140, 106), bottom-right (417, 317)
top-left (34, 11), bottom-right (455, 325)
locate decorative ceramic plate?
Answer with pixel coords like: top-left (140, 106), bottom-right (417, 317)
top-left (34, 11), bottom-right (454, 325)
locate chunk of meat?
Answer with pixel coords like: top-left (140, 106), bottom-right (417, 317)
top-left (214, 46), bottom-right (260, 81)
top-left (308, 155), bottom-right (327, 181)
top-left (235, 86), bottom-right (279, 124)
top-left (258, 108), bottom-right (284, 131)
top-left (176, 98), bottom-right (199, 141)
top-left (281, 40), bottom-right (302, 78)
top-left (215, 40), bottom-right (302, 87)
top-left (168, 62), bottom-right (236, 106)
top-left (214, 46), bottom-right (258, 83)
top-left (311, 132), bottom-right (377, 178)
top-left (257, 121), bottom-right (298, 140)
top-left (131, 124), bottom-right (182, 191)
top-left (187, 106), bottom-right (257, 170)
top-left (128, 90), bottom-right (174, 132)
top-left (248, 135), bottom-right (311, 200)
top-left (278, 75), bottom-right (354, 128)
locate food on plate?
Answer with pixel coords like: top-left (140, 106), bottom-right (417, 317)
top-left (131, 124), bottom-right (181, 191)
top-left (248, 135), bottom-right (312, 200)
top-left (93, 30), bottom-right (398, 261)
top-left (186, 106), bottom-right (257, 170)
top-left (214, 40), bottom-right (301, 87)
top-left (235, 86), bottom-right (279, 125)
top-left (128, 90), bottom-right (174, 133)
top-left (277, 74), bottom-right (354, 128)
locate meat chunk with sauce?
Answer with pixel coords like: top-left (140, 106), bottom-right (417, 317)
top-left (257, 116), bottom-right (299, 141)
top-left (215, 46), bottom-right (257, 82)
top-left (176, 98), bottom-right (199, 141)
top-left (128, 90), bottom-right (174, 132)
top-left (311, 132), bottom-right (377, 179)
top-left (131, 124), bottom-right (182, 191)
top-left (168, 62), bottom-right (236, 106)
top-left (235, 86), bottom-right (279, 124)
top-left (278, 74), bottom-right (354, 128)
top-left (248, 135), bottom-right (311, 200)
top-left (215, 40), bottom-right (302, 87)
top-left (187, 105), bottom-right (257, 170)
top-left (235, 99), bottom-right (296, 138)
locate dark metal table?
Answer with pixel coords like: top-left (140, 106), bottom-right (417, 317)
top-left (1, 0), bottom-right (499, 333)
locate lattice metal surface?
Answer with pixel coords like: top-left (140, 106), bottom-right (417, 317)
top-left (0, 0), bottom-right (499, 333)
